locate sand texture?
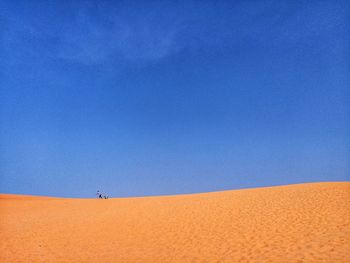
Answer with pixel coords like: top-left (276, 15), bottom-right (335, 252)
top-left (1, 182), bottom-right (349, 262)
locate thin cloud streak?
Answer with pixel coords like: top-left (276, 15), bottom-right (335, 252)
top-left (1, 1), bottom-right (348, 65)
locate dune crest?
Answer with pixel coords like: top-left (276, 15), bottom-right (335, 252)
top-left (1, 182), bottom-right (349, 262)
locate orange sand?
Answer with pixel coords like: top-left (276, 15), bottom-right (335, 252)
top-left (1, 182), bottom-right (349, 262)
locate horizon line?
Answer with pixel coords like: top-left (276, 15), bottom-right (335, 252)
top-left (1, 181), bottom-right (349, 200)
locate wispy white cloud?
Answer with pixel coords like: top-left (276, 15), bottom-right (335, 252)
top-left (1, 0), bottom-right (348, 65)
top-left (54, 3), bottom-right (184, 64)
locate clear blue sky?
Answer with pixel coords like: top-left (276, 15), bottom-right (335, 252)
top-left (1, 1), bottom-right (349, 197)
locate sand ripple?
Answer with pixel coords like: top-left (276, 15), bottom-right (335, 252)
top-left (1, 182), bottom-right (349, 262)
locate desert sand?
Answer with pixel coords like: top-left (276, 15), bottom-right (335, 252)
top-left (1, 182), bottom-right (349, 262)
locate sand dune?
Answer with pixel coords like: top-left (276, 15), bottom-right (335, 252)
top-left (1, 182), bottom-right (349, 262)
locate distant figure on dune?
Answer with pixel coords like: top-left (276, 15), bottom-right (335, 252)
top-left (96, 190), bottom-right (109, 199)
top-left (96, 190), bottom-right (103, 199)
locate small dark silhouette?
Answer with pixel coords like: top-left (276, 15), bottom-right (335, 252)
top-left (96, 190), bottom-right (109, 199)
top-left (96, 190), bottom-right (103, 199)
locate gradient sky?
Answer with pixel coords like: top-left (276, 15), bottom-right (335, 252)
top-left (1, 0), bottom-right (349, 197)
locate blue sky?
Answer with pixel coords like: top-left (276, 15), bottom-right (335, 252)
top-left (1, 0), bottom-right (349, 197)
